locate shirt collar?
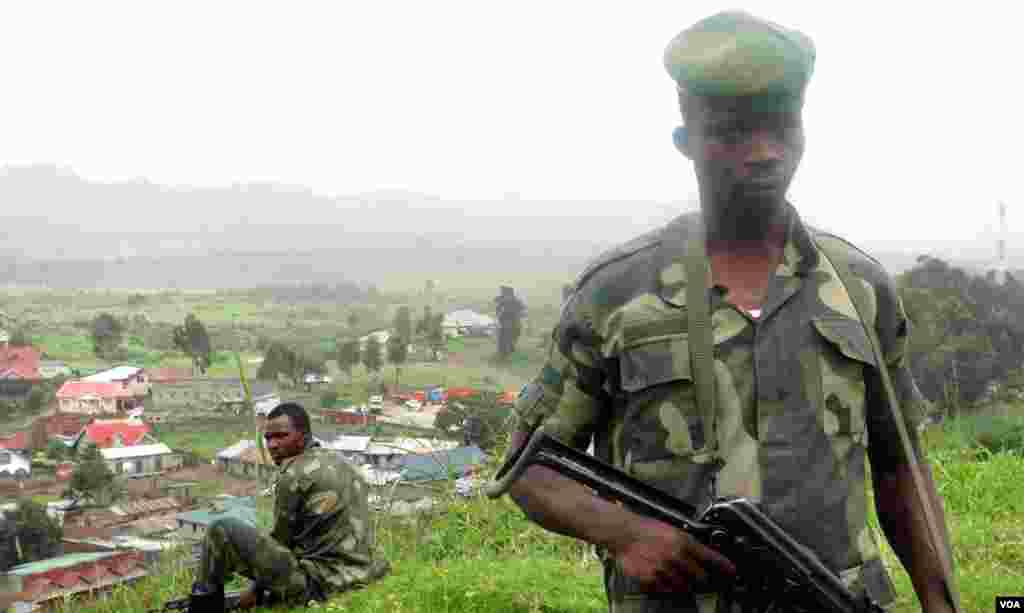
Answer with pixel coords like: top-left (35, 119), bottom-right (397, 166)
top-left (657, 203), bottom-right (819, 307)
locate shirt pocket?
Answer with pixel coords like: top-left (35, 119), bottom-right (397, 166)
top-left (618, 334), bottom-right (720, 505)
top-left (810, 315), bottom-right (876, 444)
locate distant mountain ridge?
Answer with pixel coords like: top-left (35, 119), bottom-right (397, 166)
top-left (0, 165), bottom-right (1005, 289)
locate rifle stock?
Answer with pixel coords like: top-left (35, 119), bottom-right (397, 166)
top-left (487, 429), bottom-right (885, 613)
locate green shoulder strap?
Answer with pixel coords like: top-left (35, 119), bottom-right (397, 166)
top-left (686, 221), bottom-right (717, 455)
top-left (815, 235), bottom-right (962, 613)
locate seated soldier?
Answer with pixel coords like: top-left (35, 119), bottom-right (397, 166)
top-left (187, 402), bottom-right (389, 613)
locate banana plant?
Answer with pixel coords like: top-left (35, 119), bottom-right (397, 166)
top-left (235, 351), bottom-right (273, 473)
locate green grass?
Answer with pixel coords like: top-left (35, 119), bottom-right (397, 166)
top-left (32, 333), bottom-right (96, 361)
top-left (58, 415), bottom-right (1024, 613)
top-left (10, 287), bottom-right (1020, 613)
top-left (155, 420), bottom-right (261, 460)
top-left (317, 557), bottom-right (605, 613)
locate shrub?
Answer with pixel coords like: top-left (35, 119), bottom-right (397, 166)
top-left (321, 390), bottom-right (339, 408)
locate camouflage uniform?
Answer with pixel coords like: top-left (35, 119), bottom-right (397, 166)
top-left (197, 445), bottom-right (388, 604)
top-left (513, 208), bottom-right (927, 612)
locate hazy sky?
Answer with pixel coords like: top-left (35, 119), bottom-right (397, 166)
top-left (1, 2), bottom-right (1019, 246)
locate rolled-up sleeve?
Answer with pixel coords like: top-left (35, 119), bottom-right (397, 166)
top-left (512, 301), bottom-right (608, 450)
top-left (867, 275), bottom-right (929, 469)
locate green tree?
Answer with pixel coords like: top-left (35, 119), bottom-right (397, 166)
top-left (257, 341), bottom-right (295, 382)
top-left (346, 311), bottom-right (360, 331)
top-left (336, 338), bottom-right (361, 377)
top-left (256, 342), bottom-right (322, 387)
top-left (434, 391), bottom-right (509, 450)
top-left (0, 500), bottom-right (62, 571)
top-left (90, 312), bottom-right (123, 359)
top-left (393, 306), bottom-right (413, 344)
top-left (45, 440), bottom-right (66, 462)
top-left (362, 335), bottom-right (383, 375)
top-left (23, 388), bottom-right (46, 416)
top-left (66, 445), bottom-right (120, 505)
top-left (416, 306), bottom-right (433, 336)
top-left (320, 389), bottom-right (339, 409)
top-left (172, 313), bottom-right (213, 375)
top-left (7, 328), bottom-right (31, 347)
top-left (386, 334), bottom-right (408, 387)
top-left (428, 313), bottom-right (446, 360)
top-left (0, 400), bottom-right (16, 422)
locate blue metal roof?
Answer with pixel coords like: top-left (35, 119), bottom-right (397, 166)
top-left (395, 446), bottom-right (486, 483)
top-left (175, 501), bottom-right (257, 528)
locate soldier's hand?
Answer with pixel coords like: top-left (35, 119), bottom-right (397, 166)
top-left (237, 588), bottom-right (260, 610)
top-left (608, 516), bottom-right (736, 593)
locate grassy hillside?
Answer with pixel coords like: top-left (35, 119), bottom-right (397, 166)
top-left (55, 414), bottom-right (1024, 613)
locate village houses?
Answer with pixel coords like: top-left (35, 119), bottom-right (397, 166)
top-left (53, 366), bottom-right (150, 415)
top-left (441, 309), bottom-right (497, 338)
top-left (72, 419), bottom-right (156, 450)
top-left (0, 344), bottom-right (41, 380)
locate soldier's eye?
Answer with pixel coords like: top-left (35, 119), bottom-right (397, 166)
top-left (707, 121), bottom-right (745, 144)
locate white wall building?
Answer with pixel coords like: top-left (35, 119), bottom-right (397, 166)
top-left (100, 443), bottom-right (180, 476)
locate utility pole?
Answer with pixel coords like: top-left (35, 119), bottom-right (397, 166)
top-left (995, 201), bottom-right (1009, 285)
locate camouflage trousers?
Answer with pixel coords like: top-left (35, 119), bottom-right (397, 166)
top-left (197, 517), bottom-right (311, 603)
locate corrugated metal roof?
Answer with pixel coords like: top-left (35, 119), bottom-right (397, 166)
top-left (390, 437), bottom-right (459, 453)
top-left (365, 442), bottom-right (408, 456)
top-left (100, 443), bottom-right (172, 460)
top-left (77, 420), bottom-right (152, 448)
top-left (358, 465), bottom-right (402, 486)
top-left (326, 435), bottom-right (371, 452)
top-left (216, 439), bottom-right (255, 459)
top-left (82, 366), bottom-right (143, 382)
top-left (238, 446), bottom-right (275, 465)
top-left (113, 513), bottom-right (181, 537)
top-left (443, 309), bottom-right (496, 327)
top-left (176, 505), bottom-right (256, 528)
top-left (6, 552), bottom-right (119, 576)
top-left (113, 497), bottom-right (181, 516)
top-left (396, 446), bottom-right (487, 483)
top-left (58, 381), bottom-right (135, 399)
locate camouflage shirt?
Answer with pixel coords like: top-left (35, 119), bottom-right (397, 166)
top-left (513, 207), bottom-right (927, 608)
top-left (272, 445), bottom-right (383, 597)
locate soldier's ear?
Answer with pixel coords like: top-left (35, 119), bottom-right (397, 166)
top-left (672, 125), bottom-right (692, 159)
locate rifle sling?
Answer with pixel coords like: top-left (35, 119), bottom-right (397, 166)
top-left (815, 237), bottom-right (962, 613)
top-left (682, 224), bottom-right (960, 612)
top-left (686, 223), bottom-right (717, 455)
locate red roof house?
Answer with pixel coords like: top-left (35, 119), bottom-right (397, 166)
top-left (0, 345), bottom-right (41, 379)
top-left (74, 420), bottom-right (154, 449)
top-left (6, 550), bottom-right (148, 610)
top-left (57, 381), bottom-right (138, 415)
top-left (0, 431), bottom-right (29, 451)
top-left (37, 413), bottom-right (90, 437)
top-left (148, 367), bottom-right (191, 383)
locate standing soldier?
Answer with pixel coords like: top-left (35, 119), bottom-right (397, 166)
top-left (502, 10), bottom-right (958, 613)
top-left (186, 402), bottom-right (389, 613)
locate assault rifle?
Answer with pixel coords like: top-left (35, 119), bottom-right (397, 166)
top-left (486, 429), bottom-right (886, 613)
top-left (149, 588), bottom-right (268, 612)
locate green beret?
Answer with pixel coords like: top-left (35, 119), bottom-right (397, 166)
top-left (664, 11), bottom-right (815, 100)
